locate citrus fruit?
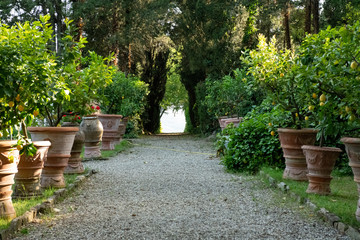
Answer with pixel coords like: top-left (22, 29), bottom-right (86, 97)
top-left (8, 101), bottom-right (14, 108)
top-left (320, 102), bottom-right (325, 107)
top-left (270, 131), bottom-right (275, 136)
top-left (346, 106), bottom-right (351, 113)
top-left (33, 110), bottom-right (39, 117)
top-left (308, 105), bottom-right (314, 111)
top-left (280, 73), bottom-right (284, 77)
top-left (18, 104), bottom-right (24, 111)
top-left (319, 94), bottom-right (326, 102)
top-left (305, 116), bottom-right (309, 121)
top-left (0, 132), bottom-right (3, 138)
top-left (17, 145), bottom-right (23, 151)
top-left (268, 123), bottom-right (272, 127)
top-left (312, 93), bottom-right (317, 99)
top-left (351, 61), bottom-right (358, 70)
top-left (15, 94), bottom-right (20, 102)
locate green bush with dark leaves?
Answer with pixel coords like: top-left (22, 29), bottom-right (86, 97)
top-left (217, 108), bottom-right (285, 173)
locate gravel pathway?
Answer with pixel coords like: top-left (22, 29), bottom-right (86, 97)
top-left (14, 135), bottom-right (349, 239)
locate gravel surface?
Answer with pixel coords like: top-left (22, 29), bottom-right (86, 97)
top-left (13, 135), bottom-right (349, 239)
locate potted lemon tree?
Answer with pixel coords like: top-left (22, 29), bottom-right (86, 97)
top-left (0, 15), bottom-right (66, 216)
top-left (28, 17), bottom-right (115, 187)
top-left (243, 35), bottom-right (318, 181)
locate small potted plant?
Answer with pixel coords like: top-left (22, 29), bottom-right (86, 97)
top-left (244, 35), bottom-right (318, 181)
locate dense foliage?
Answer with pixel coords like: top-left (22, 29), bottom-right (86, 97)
top-left (217, 108), bottom-right (285, 173)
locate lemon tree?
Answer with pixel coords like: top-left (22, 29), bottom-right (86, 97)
top-left (298, 21), bottom-right (360, 140)
top-left (0, 15), bottom-right (65, 138)
top-left (243, 34), bottom-right (311, 129)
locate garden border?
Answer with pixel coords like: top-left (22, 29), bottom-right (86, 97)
top-left (0, 169), bottom-right (97, 240)
top-left (259, 171), bottom-right (360, 240)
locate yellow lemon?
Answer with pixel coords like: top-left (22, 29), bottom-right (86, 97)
top-left (308, 105), bottom-right (314, 111)
top-left (268, 123), bottom-right (272, 127)
top-left (15, 94), bottom-right (20, 102)
top-left (320, 102), bottom-right (325, 107)
top-left (305, 116), bottom-right (309, 121)
top-left (33, 110), bottom-right (39, 117)
top-left (319, 94), bottom-right (326, 102)
top-left (0, 132), bottom-right (3, 138)
top-left (280, 73), bottom-right (284, 77)
top-left (270, 131), bottom-right (275, 136)
top-left (18, 104), bottom-right (24, 111)
top-left (351, 61), bottom-right (358, 70)
top-left (295, 113), bottom-right (299, 117)
top-left (17, 145), bottom-right (23, 151)
top-left (8, 101), bottom-right (14, 108)
top-left (312, 93), bottom-right (317, 99)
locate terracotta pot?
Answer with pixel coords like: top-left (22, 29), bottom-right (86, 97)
top-left (62, 122), bottom-right (85, 174)
top-left (0, 140), bottom-right (20, 220)
top-left (302, 145), bottom-right (341, 195)
top-left (14, 141), bottom-right (51, 199)
top-left (218, 116), bottom-right (228, 130)
top-left (114, 123), bottom-right (126, 145)
top-left (341, 137), bottom-right (360, 221)
top-left (97, 114), bottom-right (122, 150)
top-left (277, 128), bottom-right (318, 181)
top-left (80, 116), bottom-right (103, 158)
top-left (224, 118), bottom-right (242, 128)
top-left (28, 127), bottom-right (78, 188)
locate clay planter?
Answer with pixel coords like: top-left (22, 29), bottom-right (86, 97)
top-left (62, 122), bottom-right (85, 174)
top-left (277, 128), bottom-right (318, 181)
top-left (13, 141), bottom-right (51, 199)
top-left (341, 137), bottom-right (360, 221)
top-left (218, 116), bottom-right (228, 131)
top-left (0, 140), bottom-right (20, 220)
top-left (80, 116), bottom-right (103, 158)
top-left (224, 118), bottom-right (242, 128)
top-left (114, 123), bottom-right (126, 145)
top-left (302, 145), bottom-right (341, 195)
top-left (28, 127), bottom-right (78, 188)
top-left (97, 114), bottom-right (122, 150)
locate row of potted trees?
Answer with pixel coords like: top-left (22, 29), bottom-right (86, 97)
top-left (0, 16), bottom-right (136, 220)
top-left (218, 22), bottom-right (360, 221)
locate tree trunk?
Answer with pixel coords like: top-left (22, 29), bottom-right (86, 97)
top-left (312, 0), bottom-right (320, 34)
top-left (141, 45), bottom-right (170, 133)
top-left (283, 2), bottom-right (291, 50)
top-left (305, 0), bottom-right (312, 34)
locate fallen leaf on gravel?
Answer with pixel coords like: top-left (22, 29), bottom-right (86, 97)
top-left (132, 213), bottom-right (137, 217)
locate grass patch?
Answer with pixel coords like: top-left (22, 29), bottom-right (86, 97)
top-left (261, 166), bottom-right (359, 228)
top-left (0, 169), bottom-right (89, 231)
top-left (100, 140), bottom-right (132, 158)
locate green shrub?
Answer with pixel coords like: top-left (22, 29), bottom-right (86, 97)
top-left (217, 108), bottom-right (285, 173)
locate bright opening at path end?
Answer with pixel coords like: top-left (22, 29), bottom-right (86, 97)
top-left (160, 108), bottom-right (186, 133)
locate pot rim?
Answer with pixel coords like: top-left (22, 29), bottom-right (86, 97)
top-left (341, 137), bottom-right (360, 144)
top-left (32, 140), bottom-right (52, 147)
top-left (301, 145), bottom-right (342, 153)
top-left (95, 114), bottom-right (123, 118)
top-left (277, 128), bottom-right (319, 133)
top-left (28, 127), bottom-right (79, 132)
top-left (0, 140), bottom-right (18, 147)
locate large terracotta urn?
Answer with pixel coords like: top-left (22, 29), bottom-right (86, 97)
top-left (302, 145), bottom-right (341, 195)
top-left (28, 127), bottom-right (78, 188)
top-left (341, 137), bottom-right (360, 222)
top-left (80, 116), bottom-right (103, 158)
top-left (97, 114), bottom-right (122, 150)
top-left (13, 141), bottom-right (51, 199)
top-left (277, 128), bottom-right (318, 181)
top-left (62, 122), bottom-right (85, 174)
top-left (0, 140), bottom-right (20, 220)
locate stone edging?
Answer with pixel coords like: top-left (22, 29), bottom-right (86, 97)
top-left (259, 171), bottom-right (360, 240)
top-left (0, 169), bottom-right (97, 240)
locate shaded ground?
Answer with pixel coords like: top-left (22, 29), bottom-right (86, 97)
top-left (13, 135), bottom-right (348, 239)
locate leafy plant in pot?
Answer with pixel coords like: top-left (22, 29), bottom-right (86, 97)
top-left (0, 15), bottom-right (64, 216)
top-left (28, 18), bottom-right (115, 187)
top-left (99, 71), bottom-right (148, 140)
top-left (244, 34), bottom-right (318, 181)
top-left (299, 21), bottom-right (360, 215)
